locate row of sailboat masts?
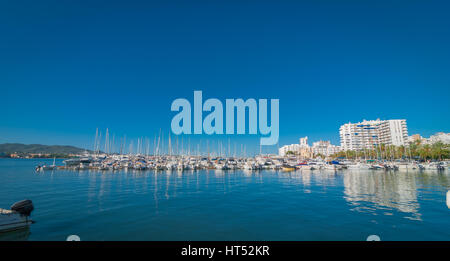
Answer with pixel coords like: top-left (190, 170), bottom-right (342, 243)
top-left (92, 128), bottom-right (250, 157)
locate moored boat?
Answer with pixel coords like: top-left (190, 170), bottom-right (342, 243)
top-left (282, 164), bottom-right (296, 171)
top-left (0, 200), bottom-right (35, 233)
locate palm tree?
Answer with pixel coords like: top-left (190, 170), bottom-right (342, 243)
top-left (431, 142), bottom-right (444, 160)
top-left (396, 145), bottom-right (405, 159)
top-left (419, 144), bottom-right (432, 161)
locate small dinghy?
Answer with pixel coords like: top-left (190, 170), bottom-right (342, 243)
top-left (0, 200), bottom-right (35, 233)
top-left (35, 165), bottom-right (44, 172)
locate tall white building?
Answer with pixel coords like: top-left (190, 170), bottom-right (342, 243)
top-left (378, 120), bottom-right (409, 146)
top-left (340, 119), bottom-right (408, 151)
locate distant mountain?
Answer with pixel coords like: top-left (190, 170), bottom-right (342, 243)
top-left (0, 143), bottom-right (90, 155)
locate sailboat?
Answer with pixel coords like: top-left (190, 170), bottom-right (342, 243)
top-left (42, 157), bottom-right (57, 170)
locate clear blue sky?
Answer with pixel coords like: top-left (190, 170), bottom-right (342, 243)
top-left (1, 0), bottom-right (449, 155)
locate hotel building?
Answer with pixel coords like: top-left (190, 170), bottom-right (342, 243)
top-left (339, 119), bottom-right (408, 151)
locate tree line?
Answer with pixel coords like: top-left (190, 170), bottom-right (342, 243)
top-left (331, 141), bottom-right (449, 161)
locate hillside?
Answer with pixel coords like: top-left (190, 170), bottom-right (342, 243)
top-left (0, 143), bottom-right (90, 155)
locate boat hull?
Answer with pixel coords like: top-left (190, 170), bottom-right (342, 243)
top-left (0, 210), bottom-right (33, 233)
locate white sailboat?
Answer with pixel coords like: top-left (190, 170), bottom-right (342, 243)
top-left (42, 157), bottom-right (57, 170)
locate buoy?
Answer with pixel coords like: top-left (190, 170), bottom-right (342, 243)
top-left (447, 190), bottom-right (450, 209)
top-left (67, 235), bottom-right (81, 241)
top-left (367, 235), bottom-right (381, 241)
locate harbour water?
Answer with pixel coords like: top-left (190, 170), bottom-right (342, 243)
top-left (0, 158), bottom-right (449, 241)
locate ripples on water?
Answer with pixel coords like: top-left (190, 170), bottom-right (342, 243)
top-left (0, 159), bottom-right (449, 241)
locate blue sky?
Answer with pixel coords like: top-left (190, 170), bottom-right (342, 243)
top-left (1, 0), bottom-right (449, 155)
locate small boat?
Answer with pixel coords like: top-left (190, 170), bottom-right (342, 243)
top-left (243, 162), bottom-right (256, 170)
top-left (0, 200), bottom-right (35, 233)
top-left (35, 165), bottom-right (44, 172)
top-left (302, 164), bottom-right (317, 171)
top-left (346, 162), bottom-right (362, 170)
top-left (422, 162), bottom-right (446, 171)
top-left (42, 157), bottom-right (57, 170)
top-left (282, 165), bottom-right (296, 171)
top-left (323, 164), bottom-right (336, 171)
top-left (42, 165), bottom-right (56, 170)
top-left (370, 164), bottom-right (384, 170)
top-left (296, 162), bottom-right (307, 169)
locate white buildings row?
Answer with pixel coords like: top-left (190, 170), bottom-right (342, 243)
top-left (409, 132), bottom-right (450, 145)
top-left (279, 118), bottom-right (447, 157)
top-left (339, 119), bottom-right (408, 151)
top-left (278, 143), bottom-right (303, 156)
top-left (311, 140), bottom-right (342, 156)
top-left (278, 137), bottom-right (341, 157)
top-left (428, 132), bottom-right (450, 144)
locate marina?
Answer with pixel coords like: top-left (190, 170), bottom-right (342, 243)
top-left (38, 153), bottom-right (449, 172)
top-left (1, 158), bottom-right (449, 241)
top-left (7, 127), bottom-right (450, 240)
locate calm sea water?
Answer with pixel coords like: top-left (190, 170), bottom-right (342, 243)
top-left (0, 158), bottom-right (449, 241)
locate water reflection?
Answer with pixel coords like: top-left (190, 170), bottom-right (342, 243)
top-left (343, 170), bottom-right (422, 219)
top-left (48, 168), bottom-right (450, 214)
top-left (0, 228), bottom-right (30, 241)
top-left (40, 168), bottom-right (450, 232)
top-left (3, 159), bottom-right (450, 241)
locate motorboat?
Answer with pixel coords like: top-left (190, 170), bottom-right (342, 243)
top-left (370, 164), bottom-right (384, 170)
top-left (63, 156), bottom-right (94, 166)
top-left (244, 162), bottom-right (256, 170)
top-left (421, 162), bottom-right (445, 170)
top-left (323, 164), bottom-right (337, 171)
top-left (0, 200), bottom-right (35, 233)
top-left (281, 164), bottom-right (296, 171)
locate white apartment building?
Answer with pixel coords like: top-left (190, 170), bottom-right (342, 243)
top-left (279, 136), bottom-right (310, 156)
top-left (340, 119), bottom-right (408, 151)
top-left (279, 137), bottom-right (340, 157)
top-left (379, 120), bottom-right (409, 146)
top-left (278, 143), bottom-right (302, 156)
top-left (312, 140), bottom-right (341, 156)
